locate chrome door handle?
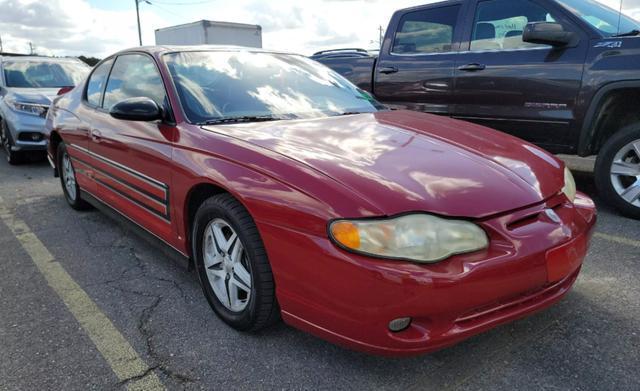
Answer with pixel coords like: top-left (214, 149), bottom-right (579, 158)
top-left (458, 63), bottom-right (486, 72)
top-left (91, 130), bottom-right (102, 142)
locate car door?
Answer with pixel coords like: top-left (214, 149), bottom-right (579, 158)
top-left (452, 0), bottom-right (588, 151)
top-left (65, 58), bottom-right (115, 195)
top-left (373, 2), bottom-right (466, 115)
top-left (88, 53), bottom-right (177, 244)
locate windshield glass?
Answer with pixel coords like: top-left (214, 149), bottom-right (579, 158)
top-left (164, 51), bottom-right (384, 124)
top-left (557, 0), bottom-right (640, 36)
top-left (3, 60), bottom-right (90, 88)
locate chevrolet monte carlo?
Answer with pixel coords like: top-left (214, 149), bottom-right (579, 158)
top-left (45, 46), bottom-right (596, 356)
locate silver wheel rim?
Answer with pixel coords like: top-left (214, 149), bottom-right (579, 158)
top-left (202, 218), bottom-right (252, 312)
top-left (610, 139), bottom-right (640, 207)
top-left (62, 152), bottom-right (77, 201)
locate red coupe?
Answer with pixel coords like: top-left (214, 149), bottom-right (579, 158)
top-left (46, 46), bottom-right (596, 356)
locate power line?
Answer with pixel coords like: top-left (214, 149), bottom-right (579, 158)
top-left (150, 0), bottom-right (214, 5)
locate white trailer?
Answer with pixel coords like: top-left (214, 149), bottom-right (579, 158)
top-left (155, 20), bottom-right (262, 48)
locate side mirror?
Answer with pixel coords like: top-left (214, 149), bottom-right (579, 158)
top-left (523, 22), bottom-right (577, 47)
top-left (109, 97), bottom-right (162, 122)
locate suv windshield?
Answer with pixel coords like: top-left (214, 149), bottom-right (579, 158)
top-left (557, 0), bottom-right (640, 36)
top-left (3, 60), bottom-right (89, 88)
top-left (164, 50), bottom-right (385, 124)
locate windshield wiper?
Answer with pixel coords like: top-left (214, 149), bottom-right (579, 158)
top-left (201, 115), bottom-right (284, 125)
top-left (613, 29), bottom-right (640, 37)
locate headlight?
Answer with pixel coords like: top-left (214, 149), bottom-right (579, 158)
top-left (6, 97), bottom-right (48, 117)
top-left (329, 214), bottom-right (489, 263)
top-left (562, 167), bottom-right (576, 202)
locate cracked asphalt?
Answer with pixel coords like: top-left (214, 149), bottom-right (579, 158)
top-left (0, 155), bottom-right (638, 391)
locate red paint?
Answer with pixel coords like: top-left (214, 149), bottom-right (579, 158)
top-left (46, 47), bottom-right (597, 356)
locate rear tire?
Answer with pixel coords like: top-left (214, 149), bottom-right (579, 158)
top-left (57, 142), bottom-right (90, 210)
top-left (1, 120), bottom-right (22, 165)
top-left (192, 194), bottom-right (280, 331)
top-left (595, 124), bottom-right (640, 219)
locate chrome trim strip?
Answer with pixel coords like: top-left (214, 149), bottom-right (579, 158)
top-left (71, 156), bottom-right (167, 212)
top-left (68, 144), bottom-right (167, 190)
top-left (453, 116), bottom-right (569, 125)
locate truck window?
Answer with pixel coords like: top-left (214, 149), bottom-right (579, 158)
top-left (391, 6), bottom-right (461, 55)
top-left (470, 0), bottom-right (556, 51)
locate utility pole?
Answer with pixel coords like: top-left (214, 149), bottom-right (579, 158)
top-left (379, 25), bottom-right (384, 49)
top-left (136, 0), bottom-right (142, 46)
top-left (0, 35), bottom-right (3, 53)
top-left (28, 42), bottom-right (34, 55)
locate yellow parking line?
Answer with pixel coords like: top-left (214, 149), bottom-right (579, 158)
top-left (0, 197), bottom-right (164, 391)
top-left (594, 232), bottom-right (640, 248)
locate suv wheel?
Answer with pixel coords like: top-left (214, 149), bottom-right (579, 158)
top-left (595, 124), bottom-right (640, 219)
top-left (192, 194), bottom-right (279, 331)
top-left (1, 120), bottom-right (21, 165)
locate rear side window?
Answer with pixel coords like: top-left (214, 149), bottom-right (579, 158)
top-left (103, 54), bottom-right (166, 111)
top-left (470, 0), bottom-right (557, 51)
top-left (392, 6), bottom-right (461, 55)
top-left (85, 59), bottom-right (113, 107)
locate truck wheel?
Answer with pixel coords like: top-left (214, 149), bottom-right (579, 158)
top-left (1, 120), bottom-right (22, 165)
top-left (595, 124), bottom-right (640, 219)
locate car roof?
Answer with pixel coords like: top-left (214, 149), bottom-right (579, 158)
top-left (113, 45), bottom-right (297, 57)
top-left (0, 55), bottom-right (84, 64)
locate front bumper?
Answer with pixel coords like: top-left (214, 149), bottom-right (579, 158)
top-left (261, 192), bottom-right (597, 356)
top-left (2, 107), bottom-right (48, 152)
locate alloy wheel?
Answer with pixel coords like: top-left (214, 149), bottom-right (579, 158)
top-left (610, 139), bottom-right (640, 207)
top-left (62, 151), bottom-right (77, 201)
top-left (202, 218), bottom-right (252, 312)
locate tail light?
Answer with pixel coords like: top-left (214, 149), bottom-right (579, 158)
top-left (57, 86), bottom-right (74, 95)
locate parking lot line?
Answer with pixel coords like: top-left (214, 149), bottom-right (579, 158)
top-left (0, 196), bottom-right (165, 391)
top-left (594, 232), bottom-right (640, 248)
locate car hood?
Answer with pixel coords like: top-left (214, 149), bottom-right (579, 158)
top-left (4, 88), bottom-right (60, 105)
top-left (203, 110), bottom-right (565, 218)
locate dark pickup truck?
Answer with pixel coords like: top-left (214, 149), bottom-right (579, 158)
top-left (315, 0), bottom-right (640, 219)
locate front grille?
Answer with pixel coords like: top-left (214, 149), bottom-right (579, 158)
top-left (18, 132), bottom-right (44, 142)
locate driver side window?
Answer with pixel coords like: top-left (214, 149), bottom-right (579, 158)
top-left (471, 0), bottom-right (557, 51)
top-left (103, 54), bottom-right (166, 111)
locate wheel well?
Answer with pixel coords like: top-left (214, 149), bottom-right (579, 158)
top-left (587, 89), bottom-right (640, 155)
top-left (49, 131), bottom-right (63, 176)
top-left (184, 183), bottom-right (229, 250)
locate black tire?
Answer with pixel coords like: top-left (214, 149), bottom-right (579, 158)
top-left (192, 194), bottom-right (279, 331)
top-left (57, 142), bottom-right (90, 210)
top-left (1, 120), bottom-right (22, 165)
top-left (595, 123), bottom-right (640, 219)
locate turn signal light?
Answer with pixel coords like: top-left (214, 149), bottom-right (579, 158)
top-left (330, 221), bottom-right (361, 249)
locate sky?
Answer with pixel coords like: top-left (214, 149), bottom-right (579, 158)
top-left (0, 0), bottom-right (638, 58)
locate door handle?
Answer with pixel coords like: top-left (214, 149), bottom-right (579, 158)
top-left (379, 66), bottom-right (399, 74)
top-left (91, 129), bottom-right (102, 142)
top-left (458, 63), bottom-right (486, 72)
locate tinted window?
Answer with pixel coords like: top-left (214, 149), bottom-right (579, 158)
top-left (557, 0), bottom-right (640, 36)
top-left (3, 60), bottom-right (89, 88)
top-left (471, 0), bottom-right (557, 51)
top-left (86, 59), bottom-right (113, 107)
top-left (392, 6), bottom-right (460, 54)
top-left (164, 51), bottom-right (384, 124)
top-left (103, 54), bottom-right (166, 110)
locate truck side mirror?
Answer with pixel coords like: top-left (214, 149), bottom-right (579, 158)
top-left (523, 22), bottom-right (577, 47)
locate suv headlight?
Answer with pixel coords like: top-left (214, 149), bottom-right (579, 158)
top-left (5, 97), bottom-right (49, 117)
top-left (562, 167), bottom-right (576, 202)
top-left (329, 214), bottom-right (489, 263)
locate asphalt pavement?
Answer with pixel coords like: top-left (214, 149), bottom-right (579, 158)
top-left (0, 154), bottom-right (638, 391)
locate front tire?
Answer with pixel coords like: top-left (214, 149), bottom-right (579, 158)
top-left (193, 194), bottom-right (279, 331)
top-left (57, 142), bottom-right (90, 210)
top-left (1, 120), bottom-right (21, 165)
top-left (595, 124), bottom-right (640, 219)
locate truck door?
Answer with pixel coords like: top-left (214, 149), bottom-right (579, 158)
top-left (374, 3), bottom-right (466, 115)
top-left (452, 0), bottom-right (588, 151)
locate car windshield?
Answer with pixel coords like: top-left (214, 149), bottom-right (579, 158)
top-left (557, 0), bottom-right (640, 36)
top-left (164, 50), bottom-right (385, 124)
top-left (3, 60), bottom-right (89, 88)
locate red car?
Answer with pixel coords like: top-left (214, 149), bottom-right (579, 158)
top-left (46, 46), bottom-right (596, 356)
